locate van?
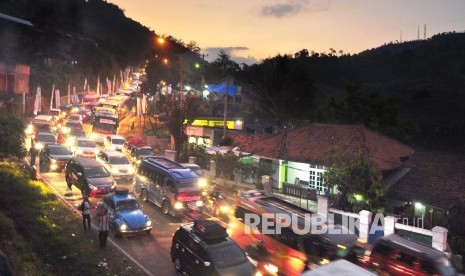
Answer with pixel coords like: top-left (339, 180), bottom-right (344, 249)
top-left (65, 157), bottom-right (117, 197)
top-left (133, 157), bottom-right (203, 216)
top-left (365, 234), bottom-right (457, 276)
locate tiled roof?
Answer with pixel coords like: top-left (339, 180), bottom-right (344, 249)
top-left (229, 133), bottom-right (274, 151)
top-left (387, 149), bottom-right (465, 210)
top-left (240, 123), bottom-right (414, 172)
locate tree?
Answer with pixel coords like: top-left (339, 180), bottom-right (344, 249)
top-left (239, 54), bottom-right (314, 126)
top-left (0, 116), bottom-right (27, 159)
top-left (447, 202), bottom-right (465, 259)
top-left (178, 142), bottom-right (208, 168)
top-left (323, 153), bottom-right (387, 212)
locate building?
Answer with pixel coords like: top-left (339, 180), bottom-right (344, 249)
top-left (233, 123), bottom-right (414, 193)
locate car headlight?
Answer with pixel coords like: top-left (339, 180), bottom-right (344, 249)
top-left (255, 272), bottom-right (263, 276)
top-left (62, 127), bottom-right (71, 134)
top-left (136, 159), bottom-right (141, 164)
top-left (220, 205), bottom-right (230, 213)
top-left (51, 159), bottom-right (57, 164)
top-left (110, 145), bottom-right (115, 150)
top-left (196, 200), bottom-right (203, 207)
top-left (128, 166), bottom-right (135, 174)
top-left (112, 168), bottom-right (119, 174)
top-left (66, 138), bottom-right (75, 146)
top-left (119, 224), bottom-right (127, 231)
top-left (264, 263), bottom-right (278, 275)
top-left (146, 220), bottom-right (152, 227)
top-left (198, 178), bottom-right (207, 188)
top-left (35, 143), bottom-right (43, 150)
top-left (52, 126), bottom-right (57, 131)
top-left (77, 149), bottom-right (83, 154)
top-left (25, 125), bottom-right (33, 135)
top-left (174, 201), bottom-right (183, 209)
top-left (90, 133), bottom-right (97, 140)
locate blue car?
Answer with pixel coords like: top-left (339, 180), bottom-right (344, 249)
top-left (102, 189), bottom-right (152, 238)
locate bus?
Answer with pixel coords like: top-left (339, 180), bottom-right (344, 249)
top-left (90, 114), bottom-right (118, 145)
top-left (227, 190), bottom-right (363, 276)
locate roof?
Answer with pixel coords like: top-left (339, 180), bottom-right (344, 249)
top-left (72, 157), bottom-right (102, 167)
top-left (386, 149), bottom-right (465, 210)
top-left (379, 234), bottom-right (447, 260)
top-left (241, 123), bottom-right (414, 172)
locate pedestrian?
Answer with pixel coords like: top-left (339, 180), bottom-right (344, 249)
top-left (30, 139), bottom-right (37, 166)
top-left (96, 202), bottom-right (110, 248)
top-left (79, 195), bottom-right (91, 230)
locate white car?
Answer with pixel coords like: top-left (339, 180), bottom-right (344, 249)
top-left (104, 135), bottom-right (126, 151)
top-left (97, 150), bottom-right (135, 182)
top-left (72, 138), bottom-right (99, 159)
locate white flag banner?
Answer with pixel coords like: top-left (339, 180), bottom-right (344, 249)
top-left (136, 97), bottom-right (142, 118)
top-left (106, 77), bottom-right (111, 96)
top-left (50, 84), bottom-right (55, 110)
top-left (55, 89), bottom-right (61, 107)
top-left (33, 86), bottom-right (41, 115)
top-left (142, 94), bottom-right (147, 114)
top-left (112, 75), bottom-right (116, 95)
top-left (71, 86), bottom-right (79, 103)
top-left (67, 83), bottom-right (71, 104)
top-left (96, 76), bottom-right (100, 96)
top-left (83, 78), bottom-right (87, 91)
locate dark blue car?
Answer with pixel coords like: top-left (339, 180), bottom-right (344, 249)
top-left (102, 189), bottom-right (152, 238)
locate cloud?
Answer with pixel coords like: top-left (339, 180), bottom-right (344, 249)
top-left (204, 47), bottom-right (257, 65)
top-left (261, 0), bottom-right (331, 18)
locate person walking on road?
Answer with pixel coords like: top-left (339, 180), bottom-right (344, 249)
top-left (96, 202), bottom-right (110, 248)
top-left (79, 195), bottom-right (91, 230)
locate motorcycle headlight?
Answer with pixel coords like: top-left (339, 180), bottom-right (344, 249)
top-left (174, 201), bottom-right (183, 209)
top-left (66, 138), bottom-right (75, 146)
top-left (35, 143), bottom-right (43, 150)
top-left (195, 200), bottom-right (203, 207)
top-left (264, 263), bottom-right (278, 275)
top-left (146, 220), bottom-right (152, 227)
top-left (119, 224), bottom-right (127, 231)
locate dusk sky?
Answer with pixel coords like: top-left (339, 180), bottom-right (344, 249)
top-left (109, 0), bottom-right (465, 64)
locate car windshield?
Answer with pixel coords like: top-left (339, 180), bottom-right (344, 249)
top-left (77, 140), bottom-right (96, 147)
top-left (116, 199), bottom-right (139, 211)
top-left (109, 156), bottom-right (130, 165)
top-left (112, 138), bottom-right (125, 145)
top-left (35, 124), bottom-right (51, 132)
top-left (84, 166), bottom-right (110, 178)
top-left (68, 115), bottom-right (81, 121)
top-left (70, 130), bottom-right (86, 137)
top-left (49, 147), bottom-right (71, 155)
top-left (66, 122), bottom-right (81, 127)
top-left (208, 243), bottom-right (248, 269)
top-left (138, 148), bottom-right (153, 156)
top-left (38, 134), bottom-right (56, 143)
top-left (176, 181), bottom-right (197, 189)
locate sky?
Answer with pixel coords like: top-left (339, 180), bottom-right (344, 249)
top-left (109, 0), bottom-right (465, 64)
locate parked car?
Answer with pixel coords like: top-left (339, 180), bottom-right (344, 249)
top-left (39, 144), bottom-right (72, 172)
top-left (104, 135), bottom-right (126, 151)
top-left (170, 219), bottom-right (257, 276)
top-left (102, 189), bottom-right (152, 238)
top-left (365, 234), bottom-right (457, 276)
top-left (97, 150), bottom-right (135, 183)
top-left (65, 157), bottom-right (117, 197)
top-left (71, 138), bottom-right (99, 159)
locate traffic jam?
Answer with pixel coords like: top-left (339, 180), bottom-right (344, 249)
top-left (24, 75), bottom-right (457, 276)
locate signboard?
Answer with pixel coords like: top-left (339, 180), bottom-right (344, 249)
top-left (99, 118), bottom-right (117, 124)
top-left (186, 118), bottom-right (243, 130)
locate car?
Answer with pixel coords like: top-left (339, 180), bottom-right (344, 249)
top-left (102, 189), bottom-right (152, 238)
top-left (71, 138), bottom-right (99, 159)
top-left (104, 135), bottom-right (126, 152)
top-left (365, 234), bottom-right (457, 276)
top-left (181, 163), bottom-right (208, 189)
top-left (170, 219), bottom-right (257, 276)
top-left (130, 145), bottom-right (154, 164)
top-left (97, 150), bottom-right (135, 183)
top-left (65, 129), bottom-right (87, 147)
top-left (65, 157), bottom-right (117, 197)
top-left (67, 114), bottom-right (83, 122)
top-left (76, 109), bottom-right (92, 122)
top-left (33, 132), bottom-right (57, 151)
top-left (61, 120), bottom-right (83, 134)
top-left (39, 144), bottom-right (72, 172)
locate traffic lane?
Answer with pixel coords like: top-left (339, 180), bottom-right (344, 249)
top-left (40, 172), bottom-right (181, 276)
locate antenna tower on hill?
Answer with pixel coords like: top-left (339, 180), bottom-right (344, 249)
top-left (424, 24), bottom-right (427, 39)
